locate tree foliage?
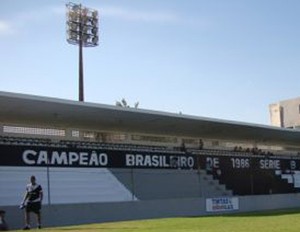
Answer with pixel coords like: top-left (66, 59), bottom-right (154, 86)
top-left (116, 98), bottom-right (139, 109)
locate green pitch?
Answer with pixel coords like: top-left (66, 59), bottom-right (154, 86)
top-left (11, 209), bottom-right (300, 232)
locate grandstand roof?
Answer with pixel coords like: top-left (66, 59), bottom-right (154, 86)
top-left (1, 91), bottom-right (300, 146)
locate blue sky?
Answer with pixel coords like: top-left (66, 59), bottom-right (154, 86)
top-left (1, 1), bottom-right (300, 125)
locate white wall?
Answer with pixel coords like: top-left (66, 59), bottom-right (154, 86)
top-left (0, 167), bottom-right (136, 206)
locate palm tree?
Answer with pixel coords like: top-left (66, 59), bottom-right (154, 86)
top-left (116, 98), bottom-right (139, 109)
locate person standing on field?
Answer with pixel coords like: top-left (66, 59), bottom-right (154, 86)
top-left (0, 210), bottom-right (8, 231)
top-left (20, 175), bottom-right (43, 230)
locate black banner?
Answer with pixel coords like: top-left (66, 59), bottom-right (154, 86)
top-left (0, 145), bottom-right (195, 169)
top-left (1, 145), bottom-right (300, 171)
top-left (197, 155), bottom-right (300, 171)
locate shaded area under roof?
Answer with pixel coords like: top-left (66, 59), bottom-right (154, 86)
top-left (0, 91), bottom-right (300, 147)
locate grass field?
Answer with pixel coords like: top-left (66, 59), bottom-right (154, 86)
top-left (10, 209), bottom-right (300, 232)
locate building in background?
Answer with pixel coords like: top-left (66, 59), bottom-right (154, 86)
top-left (269, 97), bottom-right (300, 129)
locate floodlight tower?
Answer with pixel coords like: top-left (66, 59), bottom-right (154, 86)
top-left (66, 2), bottom-right (99, 102)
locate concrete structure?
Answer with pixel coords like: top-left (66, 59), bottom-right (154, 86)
top-left (2, 91), bottom-right (300, 230)
top-left (270, 97), bottom-right (300, 129)
top-left (4, 193), bottom-right (300, 229)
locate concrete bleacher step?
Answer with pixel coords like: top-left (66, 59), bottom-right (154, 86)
top-left (198, 169), bottom-right (232, 197)
top-left (198, 169), bottom-right (207, 175)
top-left (281, 174), bottom-right (293, 183)
top-left (278, 172), bottom-right (300, 189)
top-left (200, 173), bottom-right (214, 181)
top-left (294, 182), bottom-right (300, 188)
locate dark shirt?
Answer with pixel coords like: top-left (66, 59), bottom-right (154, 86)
top-left (26, 183), bottom-right (43, 203)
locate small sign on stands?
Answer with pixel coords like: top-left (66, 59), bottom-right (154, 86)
top-left (206, 197), bottom-right (239, 212)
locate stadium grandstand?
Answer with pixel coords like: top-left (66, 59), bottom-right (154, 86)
top-left (1, 91), bottom-right (300, 229)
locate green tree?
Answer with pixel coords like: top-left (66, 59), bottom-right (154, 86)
top-left (116, 98), bottom-right (139, 108)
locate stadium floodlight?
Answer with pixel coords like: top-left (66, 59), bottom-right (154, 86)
top-left (66, 2), bottom-right (99, 102)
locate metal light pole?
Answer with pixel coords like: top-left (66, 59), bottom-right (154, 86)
top-left (66, 2), bottom-right (99, 102)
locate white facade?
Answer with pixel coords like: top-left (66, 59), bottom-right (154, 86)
top-left (0, 166), bottom-right (137, 206)
top-left (269, 97), bottom-right (300, 129)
